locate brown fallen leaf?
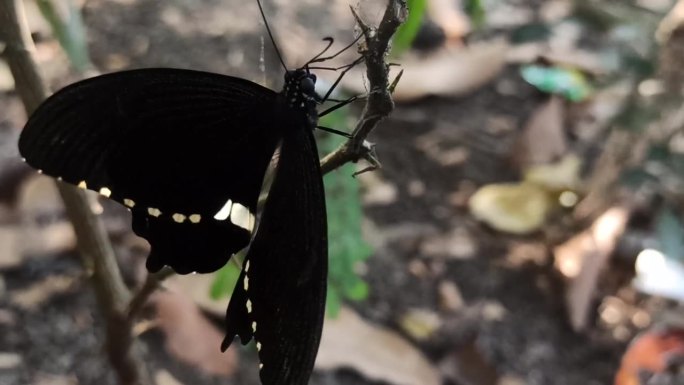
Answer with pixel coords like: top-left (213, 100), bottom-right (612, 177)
top-left (555, 206), bottom-right (630, 331)
top-left (9, 274), bottom-right (77, 311)
top-left (438, 338), bottom-right (499, 385)
top-left (0, 352), bottom-right (22, 370)
top-left (152, 290), bottom-right (237, 377)
top-left (18, 175), bottom-right (76, 256)
top-left (154, 369), bottom-right (185, 385)
top-left (438, 281), bottom-right (465, 312)
top-left (339, 40), bottom-right (508, 102)
top-left (420, 227), bottom-right (477, 259)
top-left (316, 306), bottom-right (441, 385)
top-left (0, 226), bottom-right (23, 269)
top-left (514, 96), bottom-right (567, 168)
top-left (428, 0), bottom-right (470, 42)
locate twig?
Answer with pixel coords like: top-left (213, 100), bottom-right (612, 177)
top-left (0, 1), bottom-right (152, 384)
top-left (320, 0), bottom-right (407, 175)
top-left (127, 268), bottom-right (175, 320)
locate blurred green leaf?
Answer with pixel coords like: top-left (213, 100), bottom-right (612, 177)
top-left (620, 167), bottom-right (659, 189)
top-left (614, 101), bottom-right (659, 132)
top-left (36, 0), bottom-right (91, 71)
top-left (210, 262), bottom-right (241, 300)
top-left (464, 0), bottom-right (486, 28)
top-left (319, 107), bottom-right (372, 318)
top-left (392, 0), bottom-right (427, 56)
top-left (656, 207), bottom-right (684, 262)
top-left (510, 23), bottom-right (552, 44)
top-left (521, 65), bottom-right (593, 102)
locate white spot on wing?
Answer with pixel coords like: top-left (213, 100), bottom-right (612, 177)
top-left (245, 260), bottom-right (250, 272)
top-left (230, 203), bottom-right (252, 231)
top-left (147, 207), bottom-right (161, 217)
top-left (256, 342), bottom-right (262, 351)
top-left (124, 199), bottom-right (135, 208)
top-left (251, 321), bottom-right (257, 332)
top-left (246, 299), bottom-right (252, 313)
top-left (99, 187), bottom-right (112, 197)
top-left (37, 169), bottom-right (43, 174)
top-left (57, 177), bottom-right (63, 182)
top-left (189, 214), bottom-right (201, 223)
top-left (77, 180), bottom-right (87, 189)
top-left (213, 199), bottom-right (233, 220)
top-left (259, 363), bottom-right (263, 369)
top-left (172, 213), bottom-right (186, 223)
top-left (243, 276), bottom-right (249, 291)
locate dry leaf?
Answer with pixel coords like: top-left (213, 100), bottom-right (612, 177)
top-left (358, 172), bottom-right (398, 206)
top-left (428, 0), bottom-right (470, 41)
top-left (154, 369), bottom-right (185, 385)
top-left (18, 175), bottom-right (76, 256)
top-left (399, 308), bottom-right (442, 341)
top-left (0, 352), bottom-right (22, 369)
top-left (438, 281), bottom-right (465, 312)
top-left (340, 40), bottom-right (508, 102)
top-left (0, 61), bottom-right (15, 92)
top-left (615, 326), bottom-right (684, 385)
top-left (555, 207), bottom-right (629, 331)
top-left (316, 307), bottom-right (441, 385)
top-left (0, 226), bottom-right (23, 269)
top-left (420, 227), bottom-right (477, 259)
top-left (153, 290), bottom-right (237, 377)
top-left (438, 339), bottom-right (499, 385)
top-left (9, 274), bottom-right (77, 310)
top-left (515, 96), bottom-right (567, 167)
top-left (523, 154), bottom-right (581, 191)
top-left (33, 374), bottom-right (78, 385)
top-left (469, 183), bottom-right (552, 234)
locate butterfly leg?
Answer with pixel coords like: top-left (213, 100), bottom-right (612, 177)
top-left (319, 56), bottom-right (365, 103)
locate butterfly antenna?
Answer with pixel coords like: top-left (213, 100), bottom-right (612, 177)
top-left (309, 33), bottom-right (363, 64)
top-left (305, 37), bottom-right (335, 67)
top-left (256, 0), bottom-right (288, 71)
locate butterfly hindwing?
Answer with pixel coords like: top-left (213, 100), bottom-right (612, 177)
top-left (19, 68), bottom-right (281, 273)
top-left (223, 127), bottom-right (328, 385)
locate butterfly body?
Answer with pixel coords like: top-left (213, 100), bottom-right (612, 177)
top-left (19, 67), bottom-right (329, 384)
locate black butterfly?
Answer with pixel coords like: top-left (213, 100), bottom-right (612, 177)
top-left (18, 2), bottom-right (360, 383)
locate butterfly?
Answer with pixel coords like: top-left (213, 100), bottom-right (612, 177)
top-left (18, 1), bottom-right (361, 383)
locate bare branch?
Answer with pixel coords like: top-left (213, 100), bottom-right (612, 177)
top-left (320, 0), bottom-right (407, 175)
top-left (0, 1), bottom-right (152, 384)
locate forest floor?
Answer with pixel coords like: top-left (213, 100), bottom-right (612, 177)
top-left (1, 0), bottom-right (676, 384)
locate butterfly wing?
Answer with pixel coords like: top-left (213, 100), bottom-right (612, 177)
top-left (222, 127), bottom-right (327, 385)
top-left (19, 68), bottom-right (281, 273)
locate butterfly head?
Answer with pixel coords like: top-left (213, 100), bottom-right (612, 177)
top-left (282, 68), bottom-right (320, 123)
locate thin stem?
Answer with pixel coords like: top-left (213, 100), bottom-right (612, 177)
top-left (0, 1), bottom-right (152, 384)
top-left (319, 0), bottom-right (407, 175)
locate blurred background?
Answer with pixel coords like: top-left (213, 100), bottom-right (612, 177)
top-left (2, 0), bottom-right (684, 384)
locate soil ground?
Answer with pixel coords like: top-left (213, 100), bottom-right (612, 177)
top-left (0, 0), bottom-right (645, 384)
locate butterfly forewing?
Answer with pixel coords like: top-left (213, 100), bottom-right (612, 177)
top-left (223, 126), bottom-right (327, 385)
top-left (19, 68), bottom-right (281, 273)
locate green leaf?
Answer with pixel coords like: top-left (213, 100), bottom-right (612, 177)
top-left (318, 107), bottom-right (372, 318)
top-left (391, 0), bottom-right (428, 56)
top-left (210, 262), bottom-right (241, 300)
top-left (656, 207), bottom-right (684, 263)
top-left (520, 65), bottom-right (592, 102)
top-left (36, 0), bottom-right (91, 71)
top-left (343, 279), bottom-right (369, 301)
top-left (464, 0), bottom-right (486, 28)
